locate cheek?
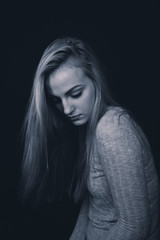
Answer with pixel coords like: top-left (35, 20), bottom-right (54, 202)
top-left (83, 88), bottom-right (95, 112)
top-left (88, 85), bottom-right (95, 104)
top-left (54, 103), bottom-right (63, 113)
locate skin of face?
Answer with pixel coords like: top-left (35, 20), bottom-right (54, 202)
top-left (47, 63), bottom-right (95, 126)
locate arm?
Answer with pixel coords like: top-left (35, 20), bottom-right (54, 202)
top-left (69, 196), bottom-right (89, 240)
top-left (96, 111), bottom-right (151, 240)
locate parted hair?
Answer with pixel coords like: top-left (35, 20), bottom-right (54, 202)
top-left (21, 37), bottom-right (117, 204)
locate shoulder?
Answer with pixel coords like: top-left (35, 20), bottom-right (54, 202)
top-left (96, 106), bottom-right (149, 153)
top-left (96, 106), bottom-right (133, 140)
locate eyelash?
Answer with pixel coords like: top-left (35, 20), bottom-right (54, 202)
top-left (50, 91), bottom-right (82, 104)
top-left (71, 92), bottom-right (82, 98)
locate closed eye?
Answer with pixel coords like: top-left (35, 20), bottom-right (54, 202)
top-left (48, 95), bottom-right (61, 104)
top-left (71, 91), bottom-right (82, 98)
top-left (53, 97), bottom-right (61, 103)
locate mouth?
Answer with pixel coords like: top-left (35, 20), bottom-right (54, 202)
top-left (68, 114), bottom-right (82, 121)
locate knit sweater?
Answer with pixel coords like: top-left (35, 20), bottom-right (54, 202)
top-left (70, 107), bottom-right (160, 240)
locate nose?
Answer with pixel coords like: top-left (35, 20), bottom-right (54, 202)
top-left (62, 99), bottom-right (75, 116)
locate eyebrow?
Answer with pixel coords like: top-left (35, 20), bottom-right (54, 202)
top-left (65, 85), bottom-right (83, 95)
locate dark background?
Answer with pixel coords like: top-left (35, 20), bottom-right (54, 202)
top-left (1, 0), bottom-right (160, 239)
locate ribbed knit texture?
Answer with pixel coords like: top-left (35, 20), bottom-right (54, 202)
top-left (70, 107), bottom-right (160, 240)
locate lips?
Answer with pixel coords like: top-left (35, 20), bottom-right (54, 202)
top-left (69, 114), bottom-right (82, 120)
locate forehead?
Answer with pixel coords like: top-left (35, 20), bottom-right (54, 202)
top-left (47, 64), bottom-right (88, 96)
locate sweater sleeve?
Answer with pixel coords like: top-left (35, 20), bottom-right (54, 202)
top-left (69, 197), bottom-right (89, 240)
top-left (96, 110), bottom-right (151, 240)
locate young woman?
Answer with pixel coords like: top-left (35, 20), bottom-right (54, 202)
top-left (21, 37), bottom-right (160, 239)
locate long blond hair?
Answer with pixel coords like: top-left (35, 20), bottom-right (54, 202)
top-left (21, 37), bottom-right (117, 203)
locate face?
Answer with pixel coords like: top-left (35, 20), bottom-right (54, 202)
top-left (47, 63), bottom-right (95, 126)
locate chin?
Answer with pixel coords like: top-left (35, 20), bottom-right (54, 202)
top-left (71, 118), bottom-right (88, 126)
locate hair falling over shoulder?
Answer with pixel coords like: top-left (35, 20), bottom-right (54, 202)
top-left (20, 37), bottom-right (117, 205)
